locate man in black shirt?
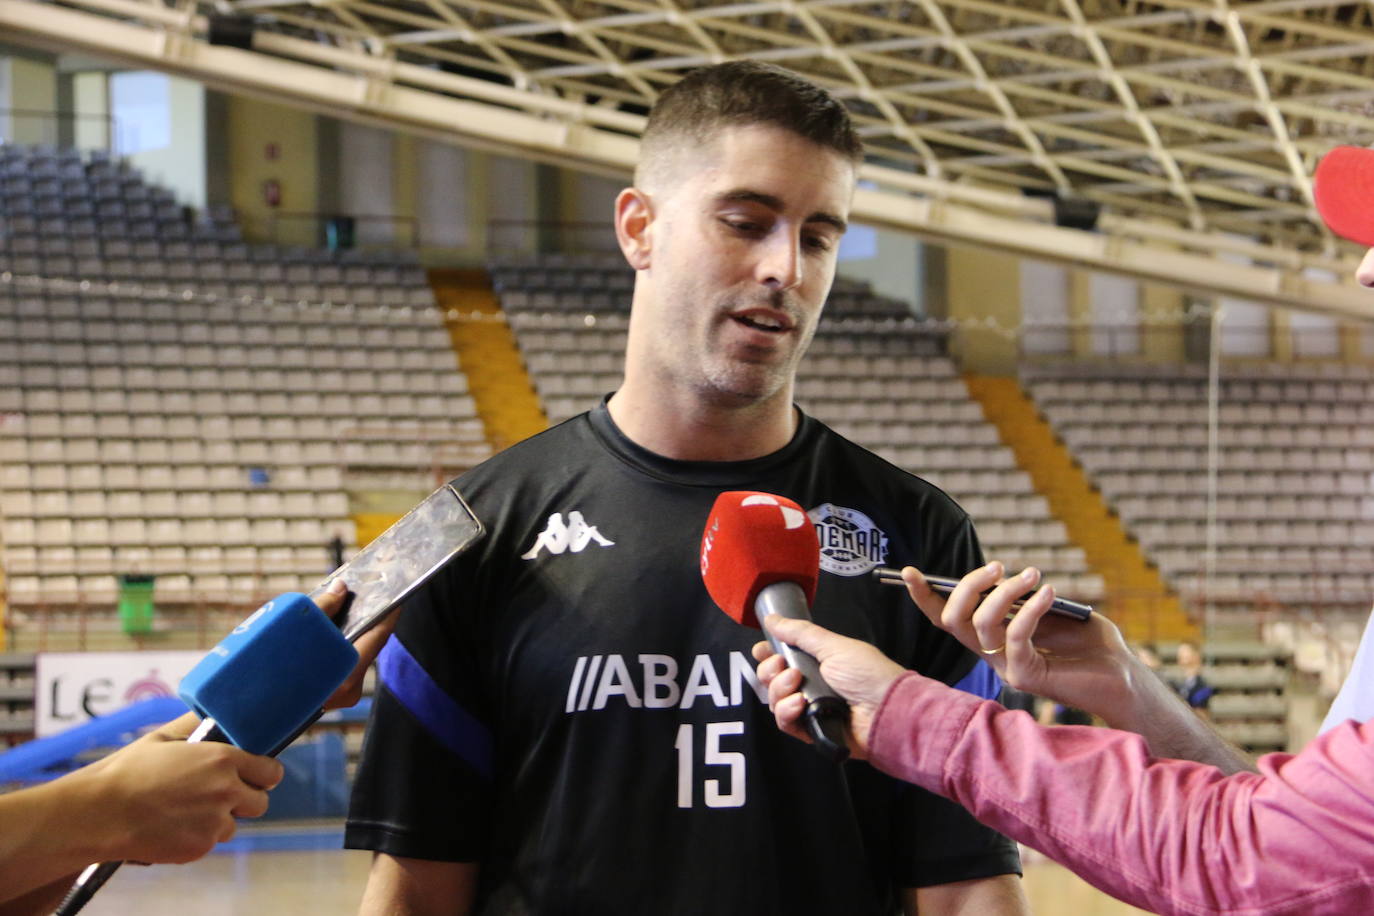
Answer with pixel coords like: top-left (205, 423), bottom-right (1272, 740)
top-left (347, 61), bottom-right (1028, 915)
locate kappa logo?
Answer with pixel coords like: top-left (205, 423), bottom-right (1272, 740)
top-left (521, 510), bottom-right (616, 560)
top-left (807, 502), bottom-right (888, 576)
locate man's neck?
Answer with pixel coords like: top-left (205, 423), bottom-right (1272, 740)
top-left (606, 381), bottom-right (797, 462)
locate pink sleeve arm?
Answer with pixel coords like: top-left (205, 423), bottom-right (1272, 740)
top-left (868, 671), bottom-right (1374, 916)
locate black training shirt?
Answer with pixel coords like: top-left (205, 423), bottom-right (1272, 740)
top-left (346, 402), bottom-right (1020, 914)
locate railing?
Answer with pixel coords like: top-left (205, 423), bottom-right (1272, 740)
top-left (4, 593), bottom-right (272, 654)
top-left (0, 108), bottom-right (116, 151)
top-left (487, 219), bottom-right (619, 256)
top-left (1014, 319), bottom-right (1353, 362)
top-left (244, 211), bottom-right (423, 250)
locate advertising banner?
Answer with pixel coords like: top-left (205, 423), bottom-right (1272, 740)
top-left (35, 651), bottom-right (200, 737)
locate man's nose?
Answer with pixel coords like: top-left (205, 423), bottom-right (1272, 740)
top-left (757, 233), bottom-right (802, 292)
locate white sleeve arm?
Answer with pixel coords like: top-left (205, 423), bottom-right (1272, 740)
top-left (1320, 606), bottom-right (1374, 734)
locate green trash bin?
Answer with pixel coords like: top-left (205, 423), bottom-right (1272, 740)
top-left (118, 574), bottom-right (156, 635)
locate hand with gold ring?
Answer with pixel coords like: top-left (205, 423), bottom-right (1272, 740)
top-left (898, 562), bottom-right (1139, 723)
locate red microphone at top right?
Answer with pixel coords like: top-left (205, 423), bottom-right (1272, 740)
top-left (1314, 146), bottom-right (1374, 246)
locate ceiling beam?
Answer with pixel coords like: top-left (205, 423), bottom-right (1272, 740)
top-left (0, 0), bottom-right (1369, 321)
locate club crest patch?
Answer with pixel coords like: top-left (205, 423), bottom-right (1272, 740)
top-left (807, 503), bottom-right (888, 576)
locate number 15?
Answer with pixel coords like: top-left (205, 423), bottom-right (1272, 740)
top-left (674, 721), bottom-right (745, 809)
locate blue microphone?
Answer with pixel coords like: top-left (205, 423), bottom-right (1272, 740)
top-left (178, 592), bottom-right (359, 755)
top-left (56, 593), bottom-right (358, 916)
top-left (57, 481), bottom-right (486, 916)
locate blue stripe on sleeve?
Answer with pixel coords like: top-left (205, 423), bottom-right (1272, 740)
top-left (952, 659), bottom-right (1002, 700)
top-left (377, 634), bottom-right (494, 779)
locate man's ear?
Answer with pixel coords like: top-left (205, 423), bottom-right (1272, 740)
top-left (615, 187), bottom-right (653, 271)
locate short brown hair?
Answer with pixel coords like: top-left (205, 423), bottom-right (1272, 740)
top-left (637, 61), bottom-right (862, 186)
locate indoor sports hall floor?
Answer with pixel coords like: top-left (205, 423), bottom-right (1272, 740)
top-left (87, 823), bottom-right (1149, 914)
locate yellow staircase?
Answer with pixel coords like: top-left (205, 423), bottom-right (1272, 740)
top-left (345, 270), bottom-right (548, 542)
top-left (964, 374), bottom-right (1196, 644)
top-left (353, 513), bottom-right (404, 549)
top-left (347, 491), bottom-right (430, 551)
top-left (430, 268), bottom-right (548, 451)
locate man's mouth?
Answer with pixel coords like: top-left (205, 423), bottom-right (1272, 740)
top-left (731, 310), bottom-right (792, 333)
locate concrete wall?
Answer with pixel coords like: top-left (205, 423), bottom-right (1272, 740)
top-left (927, 236), bottom-right (1374, 374)
top-left (305, 120), bottom-right (544, 261)
top-left (0, 53), bottom-right (58, 145)
top-left (337, 121), bottom-right (394, 246)
top-left (1020, 259), bottom-right (1071, 356)
top-left (944, 243), bottom-right (1021, 374)
top-left (558, 170), bottom-right (621, 254)
top-left (416, 139), bottom-right (472, 251)
top-left (71, 71), bottom-right (107, 152)
top-left (225, 95), bottom-right (320, 245)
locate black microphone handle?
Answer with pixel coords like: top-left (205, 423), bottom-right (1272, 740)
top-left (755, 582), bottom-right (851, 763)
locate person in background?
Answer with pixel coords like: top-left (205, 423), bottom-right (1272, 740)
top-left (328, 530), bottom-right (346, 572)
top-left (1170, 640), bottom-right (1215, 719)
top-left (997, 683), bottom-right (1039, 717)
top-left (1035, 700), bottom-right (1092, 727)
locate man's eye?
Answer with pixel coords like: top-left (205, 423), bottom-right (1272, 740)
top-left (804, 235), bottom-right (833, 253)
top-left (723, 219), bottom-right (763, 234)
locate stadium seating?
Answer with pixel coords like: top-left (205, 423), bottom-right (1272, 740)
top-left (0, 144), bottom-right (487, 642)
top-left (1025, 361), bottom-right (1372, 698)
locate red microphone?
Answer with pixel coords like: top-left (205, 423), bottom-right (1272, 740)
top-left (1315, 146), bottom-right (1374, 246)
top-left (701, 491), bottom-right (850, 762)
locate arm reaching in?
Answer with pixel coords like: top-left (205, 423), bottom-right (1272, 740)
top-left (752, 579), bottom-right (1090, 758)
top-left (757, 616), bottom-right (1374, 916)
top-left (0, 712), bottom-right (284, 912)
top-left (3, 581), bottom-right (350, 914)
top-left (901, 563), bottom-right (1251, 774)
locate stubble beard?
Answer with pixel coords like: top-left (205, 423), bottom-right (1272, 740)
top-left (650, 280), bottom-right (816, 408)
top-left (697, 356), bottom-right (792, 407)
top-left (695, 307), bottom-right (816, 408)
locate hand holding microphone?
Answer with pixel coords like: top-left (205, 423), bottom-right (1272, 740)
top-left (700, 491), bottom-right (851, 762)
top-left (56, 484), bottom-right (486, 915)
top-left (0, 711), bottom-right (285, 914)
top-left (752, 618), bottom-right (905, 760)
top-left (74, 711), bottom-right (284, 863)
top-left (53, 584), bottom-right (362, 916)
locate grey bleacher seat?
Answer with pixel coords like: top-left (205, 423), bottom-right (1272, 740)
top-left (0, 148), bottom-right (476, 632)
top-left (1026, 361), bottom-right (1374, 621)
